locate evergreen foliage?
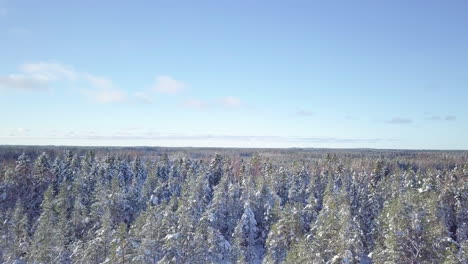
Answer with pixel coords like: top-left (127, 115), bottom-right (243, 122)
top-left (0, 148), bottom-right (466, 263)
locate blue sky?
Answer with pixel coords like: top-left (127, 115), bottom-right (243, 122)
top-left (0, 0), bottom-right (467, 149)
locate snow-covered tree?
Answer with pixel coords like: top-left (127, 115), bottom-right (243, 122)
top-left (372, 190), bottom-right (451, 263)
top-left (2, 201), bottom-right (30, 263)
top-left (232, 204), bottom-right (261, 264)
top-left (108, 223), bottom-right (131, 264)
top-left (0, 149), bottom-right (465, 263)
top-left (30, 186), bottom-right (61, 263)
top-left (264, 205), bottom-right (304, 264)
top-left (73, 204), bottom-right (114, 264)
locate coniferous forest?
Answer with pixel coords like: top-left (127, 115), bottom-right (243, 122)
top-left (0, 146), bottom-right (467, 264)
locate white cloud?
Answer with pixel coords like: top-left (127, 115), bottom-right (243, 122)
top-left (183, 98), bottom-right (208, 110)
top-left (82, 87), bottom-right (127, 103)
top-left (0, 62), bottom-right (80, 90)
top-left (152, 75), bottom-right (185, 94)
top-left (18, 128), bottom-right (30, 132)
top-left (8, 128), bottom-right (31, 137)
top-left (21, 62), bottom-right (78, 81)
top-left (0, 62), bottom-right (78, 90)
top-left (1, 62), bottom-right (195, 105)
top-left (82, 74), bottom-right (114, 90)
top-left (0, 74), bottom-right (49, 90)
top-left (0, 62), bottom-right (131, 103)
top-left (81, 74), bottom-right (129, 103)
top-left (220, 96), bottom-right (243, 108)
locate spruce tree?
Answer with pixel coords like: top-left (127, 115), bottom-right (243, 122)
top-left (30, 186), bottom-right (59, 263)
top-left (232, 204), bottom-right (260, 263)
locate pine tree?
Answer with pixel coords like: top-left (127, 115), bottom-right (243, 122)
top-left (372, 190), bottom-right (450, 263)
top-left (61, 150), bottom-right (74, 183)
top-left (73, 204), bottom-right (114, 264)
top-left (70, 190), bottom-right (88, 241)
top-left (290, 187), bottom-right (364, 263)
top-left (273, 167), bottom-right (290, 206)
top-left (10, 153), bottom-right (33, 213)
top-left (232, 203), bottom-right (260, 264)
top-left (141, 161), bottom-right (158, 209)
top-left (1, 148), bottom-right (466, 264)
top-left (264, 205), bottom-right (304, 264)
top-left (207, 226), bottom-right (233, 263)
top-left (135, 206), bottom-right (164, 264)
top-left (3, 202), bottom-right (30, 263)
top-left (54, 182), bottom-right (73, 263)
top-left (108, 223), bottom-right (131, 264)
top-left (204, 172), bottom-right (242, 238)
top-left (26, 152), bottom-right (54, 224)
top-left (207, 153), bottom-right (223, 187)
top-left (30, 186), bottom-right (60, 263)
top-left (14, 153), bottom-right (32, 175)
top-left (33, 152), bottom-right (53, 184)
top-left (132, 156), bottom-right (146, 190)
top-left (287, 166), bottom-right (310, 205)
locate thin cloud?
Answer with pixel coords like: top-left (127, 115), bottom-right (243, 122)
top-left (0, 62), bottom-right (77, 90)
top-left (82, 87), bottom-right (127, 103)
top-left (297, 110), bottom-right (314, 117)
top-left (0, 62), bottom-right (85, 89)
top-left (80, 74), bottom-right (128, 103)
top-left (3, 129), bottom-right (399, 148)
top-left (21, 62), bottom-right (78, 81)
top-left (82, 74), bottom-right (114, 89)
top-left (386, 117), bottom-right (413, 124)
top-left (17, 128), bottom-right (30, 133)
top-left (220, 96), bottom-right (243, 108)
top-left (8, 128), bottom-right (31, 137)
top-left (444, 115), bottom-right (456, 121)
top-left (425, 113), bottom-right (456, 122)
top-left (152, 75), bottom-right (185, 94)
top-left (345, 115), bottom-right (359, 120)
top-left (133, 92), bottom-right (152, 104)
top-left (183, 98), bottom-right (208, 110)
top-left (184, 97), bottom-right (247, 110)
top-left (11, 130), bottom-right (394, 145)
top-left (427, 115), bottom-right (442, 121)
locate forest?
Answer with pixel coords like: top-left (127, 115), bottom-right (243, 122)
top-left (0, 146), bottom-right (466, 264)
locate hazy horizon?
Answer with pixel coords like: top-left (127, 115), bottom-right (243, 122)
top-left (1, 144), bottom-right (467, 152)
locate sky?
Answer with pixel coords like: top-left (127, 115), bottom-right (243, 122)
top-left (0, 0), bottom-right (467, 149)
